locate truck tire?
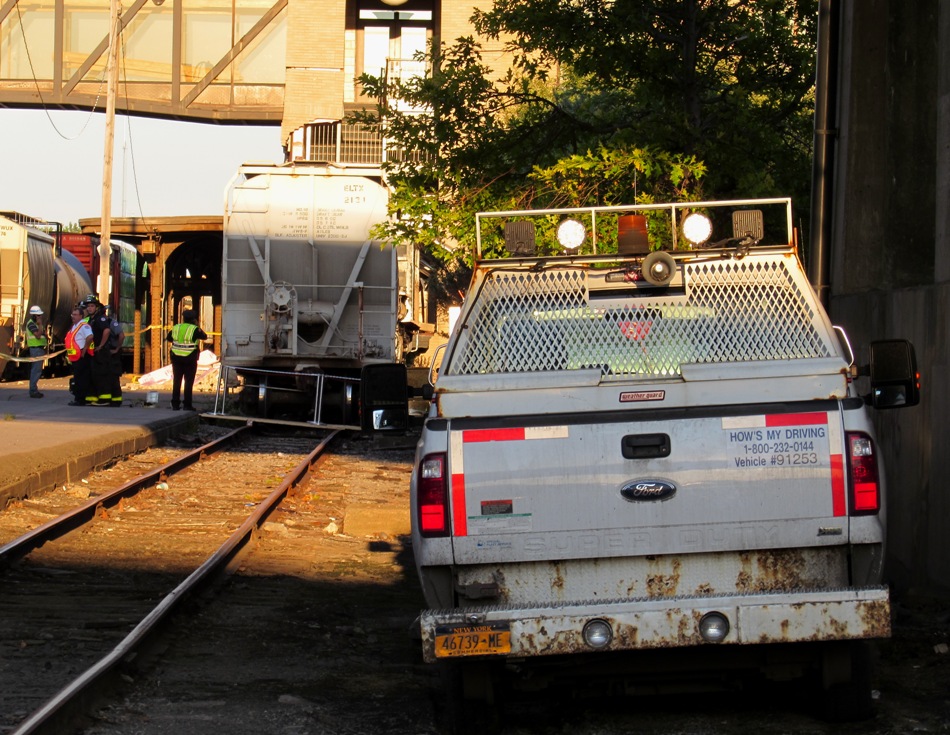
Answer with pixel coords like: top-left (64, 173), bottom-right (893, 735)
top-left (440, 661), bottom-right (501, 735)
top-left (819, 640), bottom-right (873, 722)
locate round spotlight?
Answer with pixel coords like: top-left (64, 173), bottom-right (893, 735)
top-left (698, 611), bottom-right (730, 643)
top-left (582, 619), bottom-right (613, 649)
top-left (557, 218), bottom-right (586, 250)
top-left (682, 212), bottom-right (713, 247)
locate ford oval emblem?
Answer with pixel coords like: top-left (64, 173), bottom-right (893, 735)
top-left (620, 480), bottom-right (677, 502)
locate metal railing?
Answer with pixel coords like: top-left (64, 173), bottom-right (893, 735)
top-left (287, 119), bottom-right (428, 165)
top-left (289, 121), bottom-right (385, 165)
top-left (212, 364), bottom-right (360, 429)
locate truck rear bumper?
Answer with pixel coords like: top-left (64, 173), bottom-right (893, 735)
top-left (419, 586), bottom-right (890, 663)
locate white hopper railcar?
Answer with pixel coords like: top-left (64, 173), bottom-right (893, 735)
top-left (219, 163), bottom-right (423, 428)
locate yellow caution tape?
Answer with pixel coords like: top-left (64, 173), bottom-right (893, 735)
top-left (2, 326), bottom-right (217, 363)
top-left (0, 348), bottom-right (68, 364)
top-left (128, 325), bottom-right (220, 337)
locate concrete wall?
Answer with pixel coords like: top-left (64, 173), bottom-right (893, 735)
top-left (830, 0), bottom-right (950, 595)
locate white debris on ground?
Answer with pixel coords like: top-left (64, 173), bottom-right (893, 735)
top-left (133, 350), bottom-right (220, 391)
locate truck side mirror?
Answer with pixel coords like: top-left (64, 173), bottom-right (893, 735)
top-left (427, 343), bottom-right (446, 388)
top-left (867, 339), bottom-right (920, 409)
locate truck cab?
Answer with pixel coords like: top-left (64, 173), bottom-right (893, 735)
top-left (410, 198), bottom-right (919, 722)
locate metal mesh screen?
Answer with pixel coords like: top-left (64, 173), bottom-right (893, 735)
top-left (447, 255), bottom-right (833, 377)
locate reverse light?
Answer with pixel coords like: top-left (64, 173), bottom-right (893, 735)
top-left (582, 619), bottom-right (613, 649)
top-left (847, 432), bottom-right (880, 515)
top-left (698, 612), bottom-right (730, 643)
top-left (417, 453), bottom-right (449, 537)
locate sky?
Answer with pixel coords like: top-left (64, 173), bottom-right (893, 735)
top-left (1, 108), bottom-right (285, 227)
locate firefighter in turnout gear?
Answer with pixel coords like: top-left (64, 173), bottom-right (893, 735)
top-left (166, 309), bottom-right (208, 411)
top-left (84, 295), bottom-right (120, 406)
top-left (80, 296), bottom-right (99, 403)
top-left (25, 305), bottom-right (47, 398)
top-left (103, 305), bottom-right (125, 406)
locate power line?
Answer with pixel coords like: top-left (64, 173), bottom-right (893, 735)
top-left (13, 0), bottom-right (105, 141)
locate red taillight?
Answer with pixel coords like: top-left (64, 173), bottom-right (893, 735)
top-left (847, 432), bottom-right (880, 515)
top-left (417, 453), bottom-right (449, 537)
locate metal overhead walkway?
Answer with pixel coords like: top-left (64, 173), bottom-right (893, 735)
top-left (0, 0), bottom-right (287, 122)
top-left (0, 1), bottom-right (492, 148)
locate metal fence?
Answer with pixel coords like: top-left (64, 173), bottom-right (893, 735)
top-left (212, 364), bottom-right (360, 428)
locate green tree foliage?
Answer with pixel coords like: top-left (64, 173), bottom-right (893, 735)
top-left (356, 0), bottom-right (815, 266)
top-left (475, 0), bottom-right (817, 198)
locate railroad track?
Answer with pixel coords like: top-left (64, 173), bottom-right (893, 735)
top-left (0, 424), bottom-right (340, 735)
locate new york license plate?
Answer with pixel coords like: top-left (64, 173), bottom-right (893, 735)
top-left (434, 622), bottom-right (511, 658)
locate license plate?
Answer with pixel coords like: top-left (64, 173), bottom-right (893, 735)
top-left (434, 622), bottom-right (511, 658)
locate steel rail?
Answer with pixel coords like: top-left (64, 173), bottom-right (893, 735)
top-left (10, 428), bottom-right (342, 735)
top-left (0, 422), bottom-right (252, 567)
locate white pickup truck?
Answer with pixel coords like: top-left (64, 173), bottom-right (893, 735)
top-left (410, 198), bottom-right (919, 721)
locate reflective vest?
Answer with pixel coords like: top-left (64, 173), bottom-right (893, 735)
top-left (80, 316), bottom-right (95, 355)
top-left (26, 318), bottom-right (46, 348)
top-left (170, 323), bottom-right (199, 357)
top-left (65, 322), bottom-right (86, 362)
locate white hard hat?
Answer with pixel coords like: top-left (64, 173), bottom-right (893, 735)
top-left (29, 305), bottom-right (43, 316)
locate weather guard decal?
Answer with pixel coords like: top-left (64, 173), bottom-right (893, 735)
top-left (619, 390), bottom-right (666, 403)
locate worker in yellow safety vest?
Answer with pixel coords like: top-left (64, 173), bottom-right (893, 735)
top-left (25, 305), bottom-right (47, 398)
top-left (166, 309), bottom-right (208, 411)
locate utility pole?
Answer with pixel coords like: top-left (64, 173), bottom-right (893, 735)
top-left (99, 0), bottom-right (120, 306)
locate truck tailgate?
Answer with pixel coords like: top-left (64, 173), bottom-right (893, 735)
top-left (447, 405), bottom-right (847, 564)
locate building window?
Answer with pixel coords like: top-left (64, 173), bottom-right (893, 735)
top-left (354, 0), bottom-right (432, 102)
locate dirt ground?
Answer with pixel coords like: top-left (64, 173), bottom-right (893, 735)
top-left (83, 439), bottom-right (950, 735)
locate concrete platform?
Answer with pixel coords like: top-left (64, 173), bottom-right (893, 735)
top-left (0, 375), bottom-right (210, 507)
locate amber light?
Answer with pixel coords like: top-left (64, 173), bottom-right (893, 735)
top-left (847, 432), bottom-right (880, 515)
top-left (418, 453), bottom-right (449, 536)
